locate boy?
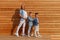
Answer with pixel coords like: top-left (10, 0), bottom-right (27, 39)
top-left (33, 13), bottom-right (40, 37)
top-left (27, 12), bottom-right (33, 37)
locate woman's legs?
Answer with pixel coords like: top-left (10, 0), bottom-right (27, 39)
top-left (22, 20), bottom-right (26, 36)
top-left (15, 20), bottom-right (24, 37)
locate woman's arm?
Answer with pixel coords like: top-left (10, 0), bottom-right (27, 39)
top-left (20, 10), bottom-right (26, 19)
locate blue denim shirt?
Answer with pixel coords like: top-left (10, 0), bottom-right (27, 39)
top-left (33, 18), bottom-right (39, 26)
top-left (27, 16), bottom-right (33, 27)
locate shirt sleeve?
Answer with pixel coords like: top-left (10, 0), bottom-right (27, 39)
top-left (28, 16), bottom-right (33, 21)
top-left (20, 10), bottom-right (23, 15)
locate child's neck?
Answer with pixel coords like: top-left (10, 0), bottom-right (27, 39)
top-left (35, 16), bottom-right (37, 18)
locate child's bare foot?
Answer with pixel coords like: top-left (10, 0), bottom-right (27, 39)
top-left (31, 34), bottom-right (34, 36)
top-left (38, 34), bottom-right (42, 37)
top-left (28, 35), bottom-right (30, 37)
top-left (35, 35), bottom-right (38, 37)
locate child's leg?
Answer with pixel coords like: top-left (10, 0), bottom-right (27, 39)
top-left (35, 30), bottom-right (37, 36)
top-left (37, 25), bottom-right (41, 37)
top-left (38, 31), bottom-right (41, 37)
top-left (28, 26), bottom-right (32, 37)
top-left (28, 23), bottom-right (33, 37)
top-left (36, 31), bottom-right (40, 37)
top-left (31, 26), bottom-right (34, 36)
top-left (34, 26), bottom-right (38, 37)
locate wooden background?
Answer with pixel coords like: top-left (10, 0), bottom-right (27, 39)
top-left (0, 0), bottom-right (60, 40)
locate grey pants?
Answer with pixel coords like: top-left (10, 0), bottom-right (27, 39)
top-left (28, 22), bottom-right (33, 35)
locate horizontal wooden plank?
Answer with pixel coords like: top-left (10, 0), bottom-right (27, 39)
top-left (0, 0), bottom-right (60, 2)
top-left (0, 0), bottom-right (60, 35)
top-left (0, 1), bottom-right (60, 8)
top-left (51, 35), bottom-right (60, 40)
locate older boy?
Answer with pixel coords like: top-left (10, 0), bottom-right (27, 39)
top-left (27, 12), bottom-right (33, 37)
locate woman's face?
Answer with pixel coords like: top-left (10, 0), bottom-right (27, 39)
top-left (21, 5), bottom-right (25, 10)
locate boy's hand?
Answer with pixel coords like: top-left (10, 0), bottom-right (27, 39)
top-left (21, 17), bottom-right (26, 20)
top-left (37, 22), bottom-right (39, 24)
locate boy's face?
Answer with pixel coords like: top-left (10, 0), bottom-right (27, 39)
top-left (29, 13), bottom-right (32, 17)
top-left (35, 14), bottom-right (38, 18)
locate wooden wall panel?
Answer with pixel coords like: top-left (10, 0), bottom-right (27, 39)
top-left (0, 0), bottom-right (60, 39)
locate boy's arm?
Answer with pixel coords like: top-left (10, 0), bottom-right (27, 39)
top-left (28, 17), bottom-right (32, 20)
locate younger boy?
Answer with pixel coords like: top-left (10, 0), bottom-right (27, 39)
top-left (33, 13), bottom-right (40, 37)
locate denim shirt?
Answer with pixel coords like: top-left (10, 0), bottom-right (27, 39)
top-left (33, 18), bottom-right (39, 26)
top-left (28, 16), bottom-right (33, 22)
top-left (27, 16), bottom-right (33, 27)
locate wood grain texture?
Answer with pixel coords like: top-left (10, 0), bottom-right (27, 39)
top-left (0, 0), bottom-right (60, 39)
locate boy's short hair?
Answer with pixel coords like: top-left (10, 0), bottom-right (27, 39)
top-left (29, 12), bottom-right (32, 14)
top-left (29, 12), bottom-right (32, 13)
top-left (35, 13), bottom-right (38, 15)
